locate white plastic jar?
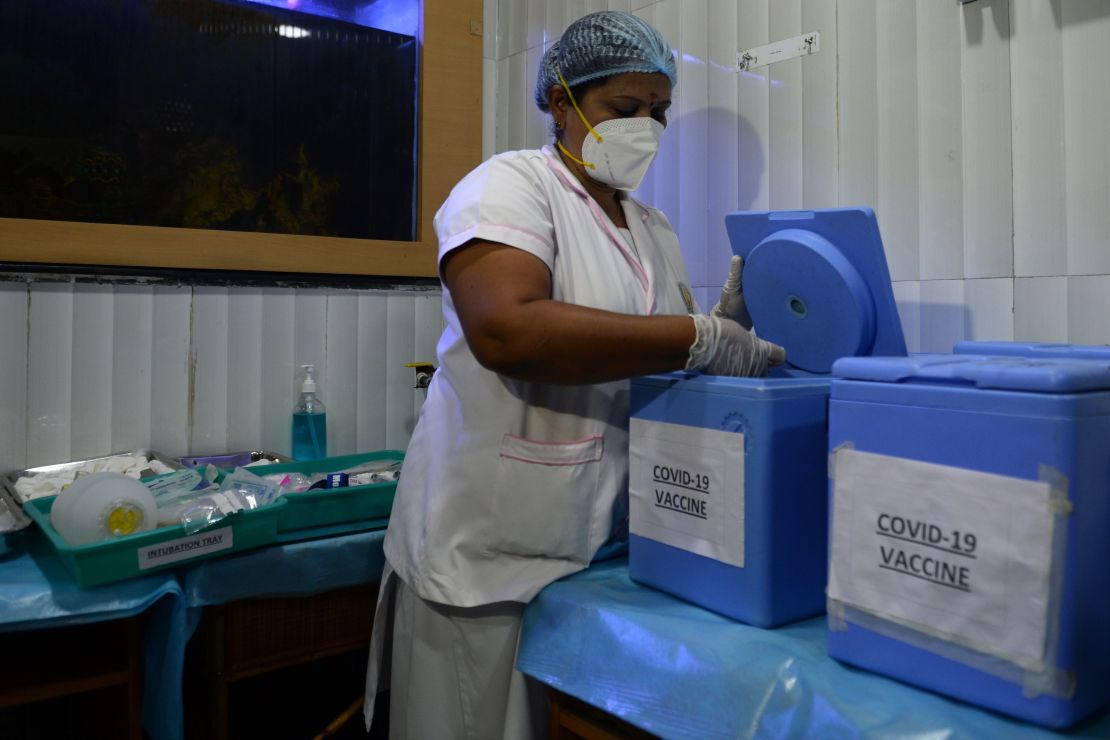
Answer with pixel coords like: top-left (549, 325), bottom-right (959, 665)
top-left (51, 472), bottom-right (157, 546)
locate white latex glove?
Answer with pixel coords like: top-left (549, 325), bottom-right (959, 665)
top-left (685, 314), bottom-right (786, 377)
top-left (711, 255), bottom-right (753, 330)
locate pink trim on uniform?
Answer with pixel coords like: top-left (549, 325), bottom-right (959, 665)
top-left (501, 433), bottom-right (603, 446)
top-left (541, 150), bottom-right (654, 313)
top-left (499, 433), bottom-right (604, 466)
top-left (498, 453), bottom-right (597, 467)
top-left (440, 222), bottom-right (555, 252)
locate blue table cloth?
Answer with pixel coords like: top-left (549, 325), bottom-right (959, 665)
top-left (518, 558), bottom-right (1110, 740)
top-left (0, 528), bottom-right (186, 740)
top-left (154, 528), bottom-right (387, 740)
top-left (0, 529), bottom-right (180, 631)
top-left (0, 527), bottom-right (387, 740)
top-left (181, 527), bottom-right (387, 611)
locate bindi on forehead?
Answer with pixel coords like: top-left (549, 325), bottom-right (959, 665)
top-left (649, 92), bottom-right (658, 100)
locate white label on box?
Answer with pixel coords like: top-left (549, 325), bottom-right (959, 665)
top-left (828, 448), bottom-right (1057, 666)
top-left (629, 419), bottom-right (744, 568)
top-left (137, 527), bottom-right (234, 570)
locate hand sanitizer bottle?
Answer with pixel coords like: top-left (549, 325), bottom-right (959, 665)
top-left (292, 364), bottom-right (327, 460)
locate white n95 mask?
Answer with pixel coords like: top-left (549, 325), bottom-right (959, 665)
top-left (555, 67), bottom-right (665, 191)
top-left (579, 116), bottom-right (664, 191)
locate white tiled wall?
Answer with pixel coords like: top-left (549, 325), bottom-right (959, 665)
top-left (482, 0), bottom-right (1110, 351)
top-left (7, 1), bottom-right (1104, 476)
top-left (0, 279), bottom-right (442, 474)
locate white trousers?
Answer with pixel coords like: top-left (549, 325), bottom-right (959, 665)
top-left (364, 564), bottom-right (548, 739)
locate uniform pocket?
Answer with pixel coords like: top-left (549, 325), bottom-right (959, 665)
top-left (487, 434), bottom-right (604, 563)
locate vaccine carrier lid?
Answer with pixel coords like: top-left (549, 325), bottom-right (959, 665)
top-left (724, 207), bottom-right (906, 373)
top-left (833, 353), bottom-right (1110, 393)
top-left (953, 341), bottom-right (1110, 361)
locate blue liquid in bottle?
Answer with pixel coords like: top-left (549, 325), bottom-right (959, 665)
top-left (292, 411), bottom-right (327, 460)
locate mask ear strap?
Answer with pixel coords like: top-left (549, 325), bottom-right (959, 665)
top-left (557, 140), bottom-right (594, 169)
top-left (557, 68), bottom-right (603, 144)
top-left (555, 66), bottom-right (599, 169)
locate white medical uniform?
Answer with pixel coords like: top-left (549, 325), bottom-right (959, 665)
top-left (365, 145), bottom-right (695, 738)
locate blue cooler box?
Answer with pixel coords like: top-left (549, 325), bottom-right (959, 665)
top-left (628, 207), bottom-right (906, 628)
top-left (955, 340), bottom-right (1110, 361)
top-left (826, 353), bottom-right (1110, 728)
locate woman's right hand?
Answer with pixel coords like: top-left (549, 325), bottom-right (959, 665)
top-left (685, 314), bottom-right (785, 377)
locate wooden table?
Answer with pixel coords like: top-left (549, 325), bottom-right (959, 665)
top-left (0, 616), bottom-right (144, 740)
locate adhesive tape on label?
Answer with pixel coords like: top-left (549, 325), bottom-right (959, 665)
top-left (51, 472), bottom-right (157, 546)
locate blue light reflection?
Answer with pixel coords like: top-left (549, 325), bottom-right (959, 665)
top-left (238, 0), bottom-right (418, 36)
top-left (598, 609), bottom-right (703, 675)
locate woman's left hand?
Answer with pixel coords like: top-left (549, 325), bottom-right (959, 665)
top-left (711, 255), bottom-right (753, 330)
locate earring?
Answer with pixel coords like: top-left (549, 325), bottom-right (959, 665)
top-left (555, 120), bottom-right (565, 131)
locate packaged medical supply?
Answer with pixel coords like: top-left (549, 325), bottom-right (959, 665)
top-left (346, 470), bottom-right (400, 487)
top-left (220, 467), bottom-right (282, 508)
top-left (341, 458), bottom-right (402, 476)
top-left (0, 493), bottom-right (25, 534)
top-left (147, 468), bottom-right (208, 502)
top-left (178, 450), bottom-right (292, 469)
top-left (233, 451), bottom-right (404, 533)
top-left (259, 472), bottom-right (314, 494)
top-left (9, 450), bottom-right (177, 503)
top-left (177, 467), bottom-right (282, 535)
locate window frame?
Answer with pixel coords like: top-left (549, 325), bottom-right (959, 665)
top-left (0, 0), bottom-right (483, 278)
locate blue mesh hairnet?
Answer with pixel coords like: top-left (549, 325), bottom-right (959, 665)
top-left (534, 11), bottom-right (677, 112)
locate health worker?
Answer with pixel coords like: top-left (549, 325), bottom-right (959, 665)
top-left (364, 10), bottom-right (785, 738)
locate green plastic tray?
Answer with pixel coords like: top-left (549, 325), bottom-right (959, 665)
top-left (258, 450), bottom-right (404, 534)
top-left (24, 494), bottom-right (286, 588)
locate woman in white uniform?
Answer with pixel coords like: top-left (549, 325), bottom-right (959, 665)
top-left (365, 11), bottom-right (784, 738)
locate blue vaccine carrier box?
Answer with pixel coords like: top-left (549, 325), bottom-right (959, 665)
top-left (628, 207), bottom-right (906, 628)
top-left (826, 353), bottom-right (1110, 728)
top-left (954, 340), bottom-right (1110, 361)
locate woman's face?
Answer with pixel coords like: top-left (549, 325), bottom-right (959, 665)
top-left (551, 71), bottom-right (672, 165)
